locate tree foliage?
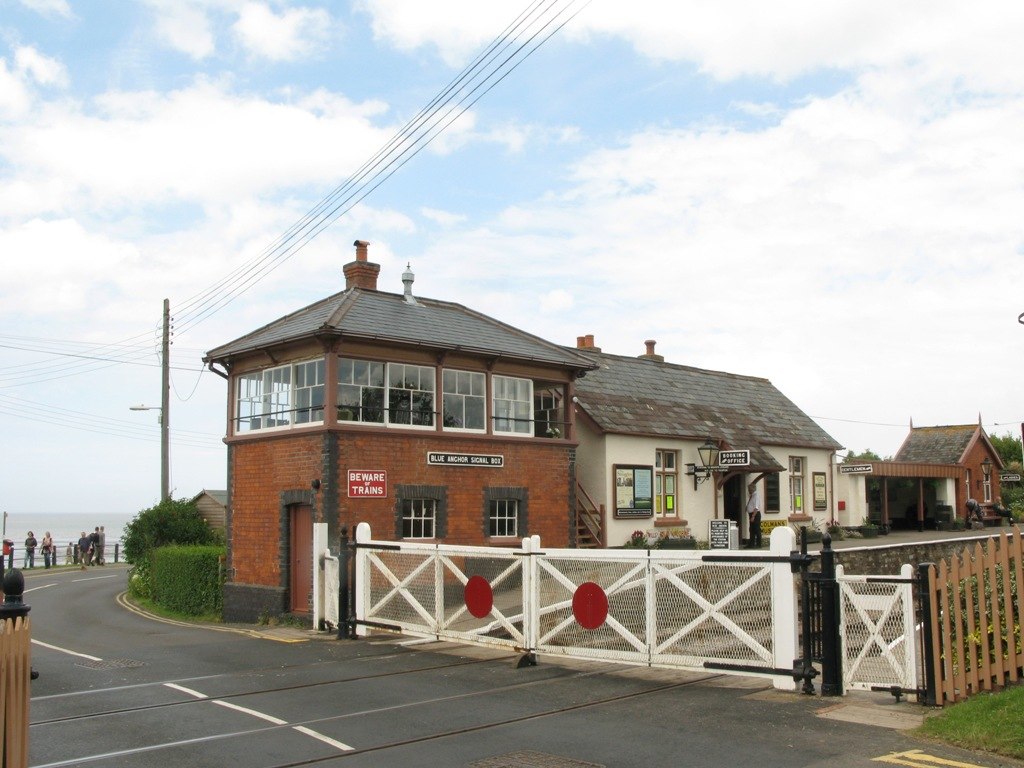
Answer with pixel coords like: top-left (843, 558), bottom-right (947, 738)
top-left (990, 431), bottom-right (1023, 468)
top-left (843, 449), bottom-right (882, 462)
top-left (123, 497), bottom-right (223, 565)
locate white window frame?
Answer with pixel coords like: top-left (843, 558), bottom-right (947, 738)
top-left (401, 498), bottom-right (436, 539)
top-left (234, 359), bottom-right (325, 433)
top-left (655, 449), bottom-right (679, 519)
top-left (488, 498), bottom-right (519, 538)
top-left (338, 359), bottom-right (436, 429)
top-left (492, 375), bottom-right (533, 435)
top-left (387, 363), bottom-right (436, 429)
top-left (337, 358), bottom-right (386, 424)
top-left (789, 456), bottom-right (805, 513)
top-left (442, 369), bottom-right (486, 432)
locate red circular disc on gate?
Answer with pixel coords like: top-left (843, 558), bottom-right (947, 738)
top-left (572, 581), bottom-right (609, 630)
top-left (464, 575), bottom-right (494, 619)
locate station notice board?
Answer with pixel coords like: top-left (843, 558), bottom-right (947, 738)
top-left (709, 519), bottom-right (732, 549)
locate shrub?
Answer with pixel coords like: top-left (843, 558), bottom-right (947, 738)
top-left (123, 497), bottom-right (223, 564)
top-left (150, 545), bottom-right (226, 616)
top-left (124, 497), bottom-right (223, 601)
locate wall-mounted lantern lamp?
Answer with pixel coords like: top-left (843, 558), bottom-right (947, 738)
top-left (981, 457), bottom-right (993, 480)
top-left (685, 437), bottom-right (721, 490)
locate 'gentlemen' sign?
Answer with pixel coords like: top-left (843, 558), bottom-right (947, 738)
top-left (839, 463), bottom-right (873, 474)
top-left (427, 452), bottom-right (504, 467)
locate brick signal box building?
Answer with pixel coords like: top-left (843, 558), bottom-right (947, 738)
top-left (205, 241), bottom-right (596, 622)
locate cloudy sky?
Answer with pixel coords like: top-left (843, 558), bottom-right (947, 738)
top-left (2, 0), bottom-right (1022, 517)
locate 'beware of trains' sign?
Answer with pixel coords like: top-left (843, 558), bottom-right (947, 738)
top-left (348, 470), bottom-right (387, 498)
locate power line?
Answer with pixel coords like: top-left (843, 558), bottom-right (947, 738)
top-left (172, 0), bottom-right (589, 336)
top-left (0, 0), bottom-right (589, 388)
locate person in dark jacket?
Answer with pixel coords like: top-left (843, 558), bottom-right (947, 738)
top-left (992, 497), bottom-right (1013, 522)
top-left (89, 527), bottom-right (101, 565)
top-left (77, 531), bottom-right (92, 570)
top-left (24, 531), bottom-right (37, 568)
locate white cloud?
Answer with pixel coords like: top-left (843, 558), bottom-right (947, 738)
top-left (411, 66), bottom-right (1024, 456)
top-left (18, 0), bottom-right (73, 19)
top-left (0, 57), bottom-right (32, 116)
top-left (232, 2), bottom-right (336, 62)
top-left (0, 78), bottom-right (395, 216)
top-left (421, 207), bottom-right (467, 227)
top-left (15, 46), bottom-right (68, 87)
top-left (362, 0), bottom-right (1024, 92)
top-left (147, 0), bottom-right (217, 59)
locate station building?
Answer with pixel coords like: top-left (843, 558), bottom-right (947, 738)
top-left (570, 337), bottom-right (843, 547)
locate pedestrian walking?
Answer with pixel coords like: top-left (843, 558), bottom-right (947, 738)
top-left (41, 531), bottom-right (54, 568)
top-left (77, 531), bottom-right (91, 570)
top-left (97, 525), bottom-right (106, 565)
top-left (65, 541), bottom-right (73, 565)
top-left (24, 531), bottom-right (37, 568)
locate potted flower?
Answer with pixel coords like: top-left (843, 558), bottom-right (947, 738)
top-left (859, 518), bottom-right (880, 538)
top-left (657, 526), bottom-right (697, 549)
top-left (826, 521), bottom-right (845, 540)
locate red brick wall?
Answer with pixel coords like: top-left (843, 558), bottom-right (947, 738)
top-left (337, 432), bottom-right (572, 545)
top-left (230, 433), bottom-right (322, 584)
top-left (229, 429), bottom-right (574, 587)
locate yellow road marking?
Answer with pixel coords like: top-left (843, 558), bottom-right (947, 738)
top-left (873, 749), bottom-right (990, 767)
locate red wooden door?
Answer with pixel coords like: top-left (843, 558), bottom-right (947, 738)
top-left (289, 504), bottom-right (313, 613)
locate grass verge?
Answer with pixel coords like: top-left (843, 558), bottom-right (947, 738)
top-left (127, 593), bottom-right (223, 625)
top-left (915, 684), bottom-right (1024, 760)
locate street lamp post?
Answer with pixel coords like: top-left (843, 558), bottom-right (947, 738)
top-left (131, 404), bottom-right (169, 502)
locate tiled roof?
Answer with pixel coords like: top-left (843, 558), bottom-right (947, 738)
top-left (205, 288), bottom-right (597, 371)
top-left (572, 350), bottom-right (842, 469)
top-left (894, 425), bottom-right (977, 464)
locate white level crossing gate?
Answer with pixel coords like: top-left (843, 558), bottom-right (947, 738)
top-left (352, 523), bottom-right (801, 690)
top-left (836, 564), bottom-right (919, 693)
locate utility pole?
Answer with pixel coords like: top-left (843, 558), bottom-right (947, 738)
top-left (161, 298), bottom-right (170, 502)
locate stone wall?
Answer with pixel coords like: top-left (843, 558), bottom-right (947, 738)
top-left (826, 533), bottom-right (1010, 575)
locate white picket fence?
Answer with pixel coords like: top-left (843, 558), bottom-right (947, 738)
top-left (350, 523), bottom-right (800, 690)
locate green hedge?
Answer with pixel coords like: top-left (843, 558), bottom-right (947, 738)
top-left (150, 545), bottom-right (226, 616)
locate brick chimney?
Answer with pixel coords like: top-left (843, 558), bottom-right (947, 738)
top-left (575, 334), bottom-right (601, 352)
top-left (344, 239), bottom-right (380, 291)
top-left (639, 339), bottom-right (664, 362)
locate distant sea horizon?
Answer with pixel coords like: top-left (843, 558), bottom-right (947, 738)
top-left (3, 510), bottom-right (136, 552)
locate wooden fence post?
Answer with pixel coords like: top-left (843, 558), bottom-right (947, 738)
top-left (1, 569), bottom-right (32, 768)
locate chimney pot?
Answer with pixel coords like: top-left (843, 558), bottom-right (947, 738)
top-left (639, 339), bottom-right (664, 362)
top-left (344, 239), bottom-right (380, 291)
top-left (353, 240), bottom-right (369, 262)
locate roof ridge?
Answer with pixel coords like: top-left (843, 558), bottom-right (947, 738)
top-left (569, 347), bottom-right (771, 384)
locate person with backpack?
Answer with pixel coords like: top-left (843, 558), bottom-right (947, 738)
top-left (41, 531), bottom-right (54, 568)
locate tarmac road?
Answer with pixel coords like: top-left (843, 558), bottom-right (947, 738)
top-left (20, 563), bottom-right (1024, 768)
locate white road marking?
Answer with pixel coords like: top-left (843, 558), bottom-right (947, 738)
top-left (30, 639), bottom-right (102, 661)
top-left (24, 583), bottom-right (58, 593)
top-left (163, 683), bottom-right (208, 699)
top-left (162, 682), bottom-right (352, 751)
top-left (292, 725), bottom-right (353, 751)
top-left (213, 699), bottom-right (288, 725)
